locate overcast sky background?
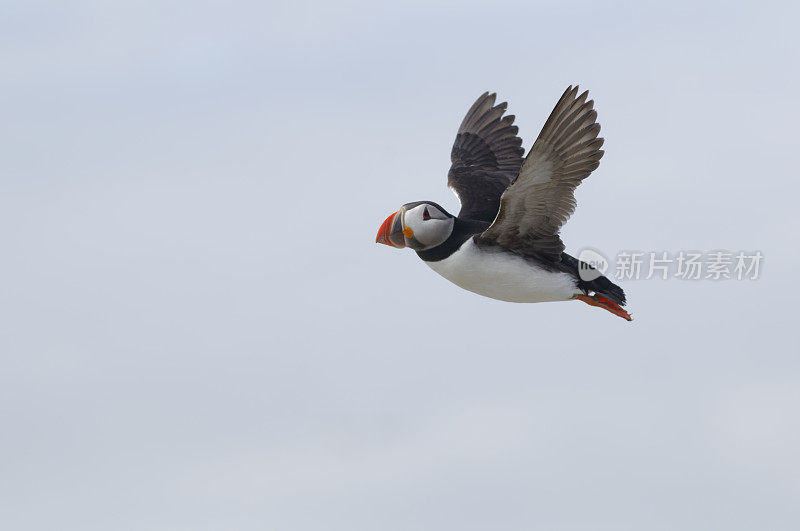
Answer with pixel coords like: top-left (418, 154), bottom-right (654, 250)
top-left (2, 1), bottom-right (799, 530)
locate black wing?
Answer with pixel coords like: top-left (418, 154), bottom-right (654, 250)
top-left (447, 92), bottom-right (524, 223)
top-left (476, 86), bottom-right (604, 262)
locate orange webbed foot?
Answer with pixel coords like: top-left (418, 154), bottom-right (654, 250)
top-left (574, 294), bottom-right (633, 321)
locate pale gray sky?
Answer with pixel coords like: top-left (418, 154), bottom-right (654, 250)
top-left (2, 1), bottom-right (799, 530)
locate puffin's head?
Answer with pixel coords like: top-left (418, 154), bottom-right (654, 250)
top-left (376, 201), bottom-right (454, 251)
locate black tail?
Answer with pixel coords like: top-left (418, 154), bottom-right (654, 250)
top-left (580, 274), bottom-right (626, 306)
top-left (560, 253), bottom-right (627, 306)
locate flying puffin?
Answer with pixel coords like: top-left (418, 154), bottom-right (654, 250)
top-left (376, 86), bottom-right (632, 321)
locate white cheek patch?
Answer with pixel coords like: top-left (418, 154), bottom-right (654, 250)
top-left (404, 205), bottom-right (453, 248)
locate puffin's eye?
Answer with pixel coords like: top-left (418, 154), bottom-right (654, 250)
top-left (422, 207), bottom-right (431, 220)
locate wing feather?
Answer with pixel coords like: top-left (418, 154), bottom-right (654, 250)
top-left (476, 85), bottom-right (605, 261)
top-left (447, 92), bottom-right (524, 223)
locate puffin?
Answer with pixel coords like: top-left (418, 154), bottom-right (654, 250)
top-left (376, 86), bottom-right (632, 321)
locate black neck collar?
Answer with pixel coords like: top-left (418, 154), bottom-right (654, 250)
top-left (415, 217), bottom-right (490, 262)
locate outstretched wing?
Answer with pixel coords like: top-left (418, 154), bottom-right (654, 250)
top-left (447, 92), bottom-right (524, 223)
top-left (476, 86), bottom-right (604, 261)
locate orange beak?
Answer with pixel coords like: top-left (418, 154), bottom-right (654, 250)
top-left (376, 210), bottom-right (406, 248)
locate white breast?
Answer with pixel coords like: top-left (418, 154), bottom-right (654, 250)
top-left (424, 239), bottom-right (579, 303)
